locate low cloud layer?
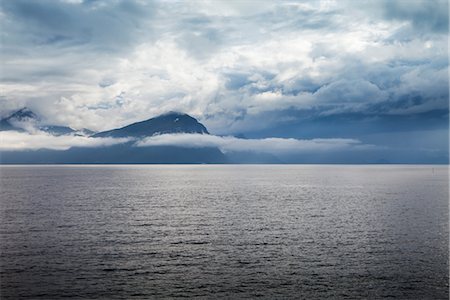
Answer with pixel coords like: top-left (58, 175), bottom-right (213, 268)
top-left (2, 130), bottom-right (446, 164)
top-left (0, 131), bottom-right (129, 151)
top-left (137, 133), bottom-right (375, 154)
top-left (1, 130), bottom-right (375, 155)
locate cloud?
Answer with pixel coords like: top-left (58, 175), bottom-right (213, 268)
top-left (0, 130), bottom-right (129, 151)
top-left (0, 0), bottom-right (447, 142)
top-left (1, 0), bottom-right (155, 53)
top-left (378, 0), bottom-right (448, 33)
top-left (137, 133), bottom-right (376, 154)
top-left (314, 79), bottom-right (387, 104)
top-left (0, 129), bottom-right (378, 156)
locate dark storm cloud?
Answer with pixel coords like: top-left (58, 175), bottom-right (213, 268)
top-left (211, 53), bottom-right (448, 129)
top-left (380, 0), bottom-right (448, 33)
top-left (1, 0), bottom-right (154, 51)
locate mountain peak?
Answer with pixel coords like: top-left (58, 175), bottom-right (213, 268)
top-left (6, 107), bottom-right (39, 121)
top-left (94, 112), bottom-right (209, 138)
top-left (1, 107), bottom-right (40, 131)
top-left (0, 108), bottom-right (80, 135)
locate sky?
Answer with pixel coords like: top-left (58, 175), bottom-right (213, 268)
top-left (0, 0), bottom-right (448, 163)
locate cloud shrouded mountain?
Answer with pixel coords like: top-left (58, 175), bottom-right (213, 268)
top-left (0, 109), bottom-right (227, 164)
top-left (0, 108), bottom-right (447, 164)
top-left (0, 107), bottom-right (92, 136)
top-left (0, 107), bottom-right (39, 131)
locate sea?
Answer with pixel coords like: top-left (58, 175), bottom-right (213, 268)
top-left (0, 165), bottom-right (448, 299)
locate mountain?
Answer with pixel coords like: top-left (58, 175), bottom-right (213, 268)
top-left (94, 112), bottom-right (208, 138)
top-left (2, 109), bottom-right (208, 138)
top-left (1, 110), bottom-right (227, 164)
top-left (39, 125), bottom-right (76, 136)
top-left (4, 107), bottom-right (38, 122)
top-left (0, 107), bottom-right (39, 131)
top-left (0, 107), bottom-right (79, 136)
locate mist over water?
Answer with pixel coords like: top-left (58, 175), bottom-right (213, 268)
top-left (1, 165), bottom-right (448, 299)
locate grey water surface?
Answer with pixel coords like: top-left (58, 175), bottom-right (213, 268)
top-left (1, 165), bottom-right (448, 299)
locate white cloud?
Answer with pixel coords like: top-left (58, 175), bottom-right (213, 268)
top-left (0, 131), bottom-right (129, 151)
top-left (0, 0), bottom-right (447, 136)
top-left (137, 133), bottom-right (376, 154)
top-left (0, 130), bottom-right (377, 155)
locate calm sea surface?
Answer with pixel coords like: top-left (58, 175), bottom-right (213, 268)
top-left (0, 165), bottom-right (448, 299)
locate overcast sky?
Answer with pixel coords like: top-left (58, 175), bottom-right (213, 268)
top-left (0, 0), bottom-right (448, 162)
